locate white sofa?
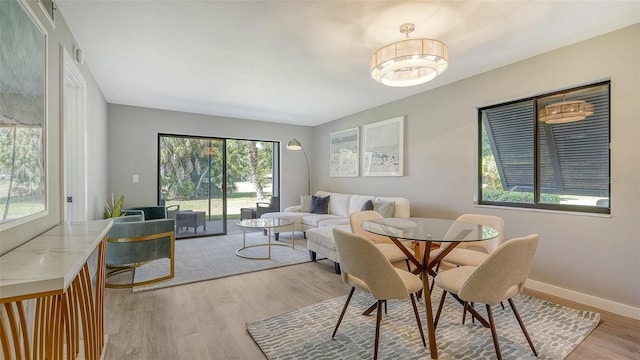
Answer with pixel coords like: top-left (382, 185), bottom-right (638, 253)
top-left (260, 191), bottom-right (410, 273)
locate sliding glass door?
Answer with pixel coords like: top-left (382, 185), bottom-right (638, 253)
top-left (158, 134), bottom-right (279, 239)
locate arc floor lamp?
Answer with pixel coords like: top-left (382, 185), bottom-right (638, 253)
top-left (287, 138), bottom-right (310, 195)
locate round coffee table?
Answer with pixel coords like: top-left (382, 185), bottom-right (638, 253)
top-left (235, 218), bottom-right (295, 260)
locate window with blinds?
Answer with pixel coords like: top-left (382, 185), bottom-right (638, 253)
top-left (478, 81), bottom-right (610, 213)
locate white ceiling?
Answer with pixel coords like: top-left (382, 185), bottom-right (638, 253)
top-left (55, 1), bottom-right (639, 127)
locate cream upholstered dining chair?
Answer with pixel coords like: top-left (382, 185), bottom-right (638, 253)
top-left (331, 228), bottom-right (426, 360)
top-left (433, 234), bottom-right (540, 360)
top-left (430, 213), bottom-right (505, 268)
top-left (350, 211), bottom-right (412, 271)
top-left (429, 214), bottom-right (506, 318)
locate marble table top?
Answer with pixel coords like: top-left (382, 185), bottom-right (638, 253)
top-left (0, 219), bottom-right (112, 300)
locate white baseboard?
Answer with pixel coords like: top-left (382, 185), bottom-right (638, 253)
top-left (525, 279), bottom-right (640, 320)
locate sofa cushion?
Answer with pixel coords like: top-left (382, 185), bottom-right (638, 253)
top-left (306, 226), bottom-right (349, 251)
top-left (328, 193), bottom-right (351, 217)
top-left (302, 214), bottom-right (343, 227)
top-left (317, 218), bottom-right (350, 227)
top-left (300, 195), bottom-right (312, 212)
top-left (374, 199), bottom-right (395, 218)
top-left (350, 195), bottom-right (376, 213)
top-left (260, 211), bottom-right (308, 224)
top-left (311, 195), bottom-right (330, 214)
top-left (360, 199), bottom-right (374, 211)
top-left (377, 196), bottom-right (411, 218)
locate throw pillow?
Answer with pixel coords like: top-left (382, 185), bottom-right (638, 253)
top-left (373, 199), bottom-right (395, 218)
top-left (300, 195), bottom-right (312, 213)
top-left (360, 199), bottom-right (374, 211)
top-left (310, 195), bottom-right (330, 214)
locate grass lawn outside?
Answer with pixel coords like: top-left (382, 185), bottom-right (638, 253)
top-left (165, 192), bottom-right (271, 220)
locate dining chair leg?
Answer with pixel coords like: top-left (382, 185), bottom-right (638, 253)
top-left (462, 301), bottom-right (468, 324)
top-left (374, 300), bottom-right (383, 360)
top-left (410, 293), bottom-right (426, 347)
top-left (470, 302), bottom-right (476, 324)
top-left (434, 289), bottom-right (447, 329)
top-left (486, 304), bottom-right (503, 360)
top-left (405, 259), bottom-right (411, 272)
top-left (332, 287), bottom-right (355, 338)
top-left (508, 298), bottom-right (538, 356)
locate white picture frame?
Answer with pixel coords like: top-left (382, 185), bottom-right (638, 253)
top-left (362, 116), bottom-right (404, 176)
top-left (330, 127), bottom-right (359, 177)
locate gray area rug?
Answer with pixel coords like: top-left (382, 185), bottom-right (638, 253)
top-left (132, 230), bottom-right (310, 292)
top-left (247, 288), bottom-right (599, 359)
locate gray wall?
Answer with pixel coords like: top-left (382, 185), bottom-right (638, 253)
top-left (313, 24), bottom-right (640, 316)
top-left (0, 2), bottom-right (108, 255)
top-left (107, 104), bottom-right (313, 209)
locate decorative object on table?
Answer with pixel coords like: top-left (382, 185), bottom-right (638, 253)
top-left (434, 234), bottom-right (540, 360)
top-left (331, 229), bottom-right (425, 359)
top-left (370, 23), bottom-right (448, 87)
top-left (103, 194), bottom-right (125, 218)
top-left (286, 138), bottom-right (310, 195)
top-left (330, 127), bottom-right (359, 177)
top-left (247, 288), bottom-right (600, 359)
top-left (362, 116), bottom-right (404, 176)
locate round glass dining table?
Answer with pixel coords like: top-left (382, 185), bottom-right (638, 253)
top-left (361, 217), bottom-right (500, 359)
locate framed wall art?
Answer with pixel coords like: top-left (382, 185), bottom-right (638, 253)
top-left (330, 127), bottom-right (359, 177)
top-left (362, 116), bottom-right (404, 176)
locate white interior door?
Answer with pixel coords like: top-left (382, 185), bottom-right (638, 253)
top-left (62, 48), bottom-right (88, 222)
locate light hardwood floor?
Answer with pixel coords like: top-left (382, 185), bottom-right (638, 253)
top-left (104, 260), bottom-right (640, 359)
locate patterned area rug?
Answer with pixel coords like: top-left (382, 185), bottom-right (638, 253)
top-left (247, 289), bottom-right (599, 359)
top-left (131, 230), bottom-right (310, 292)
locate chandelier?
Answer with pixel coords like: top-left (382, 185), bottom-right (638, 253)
top-left (370, 23), bottom-right (449, 87)
top-left (539, 99), bottom-right (594, 124)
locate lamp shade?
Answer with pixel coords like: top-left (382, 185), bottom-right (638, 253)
top-left (287, 138), bottom-right (303, 150)
top-left (370, 23), bottom-right (448, 87)
top-left (539, 100), bottom-right (594, 124)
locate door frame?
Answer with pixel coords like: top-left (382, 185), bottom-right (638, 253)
top-left (61, 47), bottom-right (88, 222)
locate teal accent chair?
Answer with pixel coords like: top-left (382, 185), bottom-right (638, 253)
top-left (123, 206), bottom-right (168, 220)
top-left (106, 215), bottom-right (175, 288)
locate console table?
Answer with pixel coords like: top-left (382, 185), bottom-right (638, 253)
top-left (0, 219), bottom-right (112, 360)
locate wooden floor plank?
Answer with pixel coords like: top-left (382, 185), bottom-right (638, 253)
top-left (104, 260), bottom-right (640, 359)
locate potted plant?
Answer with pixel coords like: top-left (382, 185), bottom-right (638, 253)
top-left (103, 194), bottom-right (125, 219)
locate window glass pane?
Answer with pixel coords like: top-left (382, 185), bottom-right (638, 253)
top-left (480, 100), bottom-right (535, 203)
top-left (478, 81), bottom-right (610, 213)
top-left (537, 84), bottom-right (610, 207)
top-left (0, 127), bottom-right (45, 221)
